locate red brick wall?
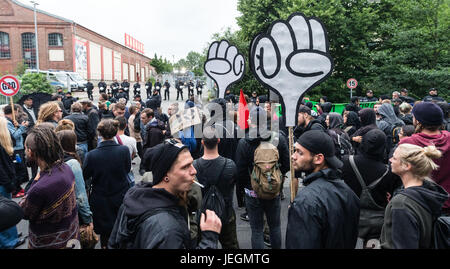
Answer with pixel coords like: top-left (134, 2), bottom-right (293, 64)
top-left (0, 0), bottom-right (155, 82)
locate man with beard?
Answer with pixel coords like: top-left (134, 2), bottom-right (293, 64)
top-left (286, 130), bottom-right (360, 249)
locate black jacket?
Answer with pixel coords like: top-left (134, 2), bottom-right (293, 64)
top-left (108, 184), bottom-right (219, 249)
top-left (163, 82), bottom-right (171, 91)
top-left (145, 82), bottom-right (152, 90)
top-left (98, 82), bottom-right (107, 92)
top-left (342, 155), bottom-right (402, 208)
top-left (143, 119), bottom-right (165, 150)
top-left (121, 82), bottom-right (130, 90)
top-left (146, 94), bottom-right (162, 110)
top-left (83, 141), bottom-right (131, 235)
top-left (293, 119), bottom-right (325, 141)
top-left (64, 113), bottom-right (90, 143)
top-left (22, 104), bottom-right (38, 129)
top-left (0, 146), bottom-right (15, 193)
top-left (286, 169), bottom-right (360, 249)
top-left (380, 180), bottom-right (448, 249)
top-left (85, 108), bottom-right (100, 145)
top-left (154, 82), bottom-right (162, 91)
top-left (63, 96), bottom-right (77, 111)
top-left (0, 195), bottom-right (24, 231)
top-left (235, 131), bottom-right (290, 191)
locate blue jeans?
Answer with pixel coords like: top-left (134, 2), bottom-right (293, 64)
top-left (245, 194), bottom-right (282, 249)
top-left (77, 142), bottom-right (88, 161)
top-left (0, 186), bottom-right (19, 249)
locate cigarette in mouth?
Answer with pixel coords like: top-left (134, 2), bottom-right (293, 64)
top-left (193, 180), bottom-right (204, 188)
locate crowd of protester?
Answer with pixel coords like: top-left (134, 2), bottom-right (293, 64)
top-left (0, 85), bottom-right (448, 249)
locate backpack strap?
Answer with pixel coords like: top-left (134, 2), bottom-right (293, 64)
top-left (349, 156), bottom-right (389, 190)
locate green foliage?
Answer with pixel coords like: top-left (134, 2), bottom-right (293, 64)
top-left (20, 73), bottom-right (53, 95)
top-left (14, 60), bottom-right (27, 77)
top-left (150, 54), bottom-right (173, 74)
top-left (225, 0), bottom-right (450, 102)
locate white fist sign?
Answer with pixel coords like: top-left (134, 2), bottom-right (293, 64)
top-left (250, 13), bottom-right (333, 127)
top-left (204, 40), bottom-right (245, 99)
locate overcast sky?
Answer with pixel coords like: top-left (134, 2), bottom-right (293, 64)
top-left (31, 0), bottom-right (240, 62)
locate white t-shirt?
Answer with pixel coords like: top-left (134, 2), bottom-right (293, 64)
top-left (114, 134), bottom-right (137, 159)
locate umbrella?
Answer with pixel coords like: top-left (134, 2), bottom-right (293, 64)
top-left (17, 92), bottom-right (53, 110)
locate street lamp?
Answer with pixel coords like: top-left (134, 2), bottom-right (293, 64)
top-left (30, 1), bottom-right (39, 71)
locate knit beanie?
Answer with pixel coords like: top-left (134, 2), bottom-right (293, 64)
top-left (412, 102), bottom-right (444, 126)
top-left (144, 141), bottom-right (188, 185)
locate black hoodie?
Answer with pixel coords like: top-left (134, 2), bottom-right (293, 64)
top-left (380, 180), bottom-right (449, 249)
top-left (108, 183), bottom-right (218, 249)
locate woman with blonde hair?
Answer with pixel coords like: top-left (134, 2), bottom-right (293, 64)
top-left (380, 144), bottom-right (449, 249)
top-left (37, 101), bottom-right (63, 127)
top-left (0, 117), bottom-right (25, 248)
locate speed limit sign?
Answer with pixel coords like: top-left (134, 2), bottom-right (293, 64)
top-left (347, 78), bottom-right (358, 89)
top-left (0, 75), bottom-right (21, 97)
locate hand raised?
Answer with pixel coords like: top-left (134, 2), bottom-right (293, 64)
top-left (250, 13), bottom-right (333, 126)
top-left (205, 40), bottom-right (245, 99)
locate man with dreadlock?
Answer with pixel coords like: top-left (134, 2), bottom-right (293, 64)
top-left (19, 124), bottom-right (79, 249)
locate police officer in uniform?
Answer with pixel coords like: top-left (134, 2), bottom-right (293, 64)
top-left (145, 80), bottom-right (153, 99)
top-left (111, 80), bottom-right (120, 98)
top-left (196, 80), bottom-right (203, 99)
top-left (163, 80), bottom-right (171, 101)
top-left (133, 82), bottom-right (141, 98)
top-left (176, 80), bottom-right (184, 101)
top-left (121, 79), bottom-right (131, 101)
top-left (86, 80), bottom-right (94, 101)
top-left (98, 80), bottom-right (107, 94)
top-left (154, 79), bottom-right (162, 95)
top-left (187, 80), bottom-right (194, 97)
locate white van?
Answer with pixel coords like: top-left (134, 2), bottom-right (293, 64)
top-left (25, 69), bottom-right (78, 91)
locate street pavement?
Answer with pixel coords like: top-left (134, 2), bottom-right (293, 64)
top-left (12, 85), bottom-right (363, 249)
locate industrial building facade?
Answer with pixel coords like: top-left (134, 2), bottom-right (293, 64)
top-left (0, 0), bottom-right (155, 83)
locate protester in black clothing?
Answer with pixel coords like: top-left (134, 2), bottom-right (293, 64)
top-left (146, 90), bottom-right (162, 110)
top-left (362, 90), bottom-right (378, 102)
top-left (108, 140), bottom-right (221, 249)
top-left (398, 102), bottom-right (414, 125)
top-left (346, 97), bottom-right (362, 113)
top-left (250, 92), bottom-right (258, 104)
top-left (224, 89), bottom-right (236, 103)
top-left (293, 105), bottom-right (325, 141)
top-left (64, 102), bottom-right (92, 160)
top-left (286, 130), bottom-right (360, 249)
top-left (133, 95), bottom-right (145, 109)
top-left (343, 111), bottom-right (361, 137)
top-left (63, 92), bottom-right (77, 112)
top-left (351, 108), bottom-right (378, 145)
top-left (193, 127), bottom-right (239, 249)
top-left (316, 102), bottom-right (332, 128)
top-left (154, 79), bottom-right (162, 95)
top-left (436, 102), bottom-right (450, 131)
top-left (98, 81), bottom-right (107, 94)
top-left (423, 88), bottom-right (445, 103)
top-left (341, 129), bottom-right (402, 244)
top-left (400, 89), bottom-right (416, 103)
top-left (86, 80), bottom-right (94, 101)
top-left (116, 88), bottom-right (128, 101)
top-left (145, 80), bottom-right (153, 99)
top-left (133, 82), bottom-right (141, 98)
top-left (80, 99), bottom-right (100, 151)
top-left (0, 196), bottom-right (24, 232)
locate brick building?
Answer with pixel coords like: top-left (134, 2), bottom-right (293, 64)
top-left (0, 0), bottom-right (155, 83)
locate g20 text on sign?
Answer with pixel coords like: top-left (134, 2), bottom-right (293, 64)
top-left (0, 75), bottom-right (21, 97)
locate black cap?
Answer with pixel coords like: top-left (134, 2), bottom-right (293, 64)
top-left (298, 105), bottom-right (311, 115)
top-left (143, 140), bottom-right (188, 185)
top-left (296, 130), bottom-right (343, 170)
top-left (401, 88), bottom-right (408, 93)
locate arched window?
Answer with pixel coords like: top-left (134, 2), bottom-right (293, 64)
top-left (48, 33), bottom-right (63, 47)
top-left (0, 32), bottom-right (11, 59)
top-left (22, 33), bottom-right (36, 69)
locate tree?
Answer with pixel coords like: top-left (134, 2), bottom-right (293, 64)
top-left (20, 73), bottom-right (53, 95)
top-left (150, 54), bottom-right (173, 74)
top-left (186, 51), bottom-right (206, 76)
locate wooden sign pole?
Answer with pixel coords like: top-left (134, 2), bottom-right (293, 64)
top-left (9, 96), bottom-right (15, 123)
top-left (289, 126), bottom-right (298, 203)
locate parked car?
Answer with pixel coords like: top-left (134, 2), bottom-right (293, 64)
top-left (67, 72), bottom-right (88, 92)
top-left (25, 69), bottom-right (77, 91)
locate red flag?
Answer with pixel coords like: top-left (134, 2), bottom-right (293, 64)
top-left (238, 89), bottom-right (249, 130)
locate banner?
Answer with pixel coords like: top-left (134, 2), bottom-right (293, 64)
top-left (169, 107), bottom-right (202, 134)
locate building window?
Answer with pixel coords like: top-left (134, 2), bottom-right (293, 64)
top-left (48, 33), bottom-right (63, 47)
top-left (22, 33), bottom-right (36, 69)
top-left (0, 32), bottom-right (11, 59)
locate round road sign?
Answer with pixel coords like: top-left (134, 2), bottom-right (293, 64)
top-left (347, 78), bottom-right (358, 89)
top-left (0, 75), bottom-right (21, 97)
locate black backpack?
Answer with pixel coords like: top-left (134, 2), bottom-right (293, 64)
top-left (328, 130), bottom-right (354, 160)
top-left (198, 159), bottom-right (228, 224)
top-left (433, 215), bottom-right (450, 249)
